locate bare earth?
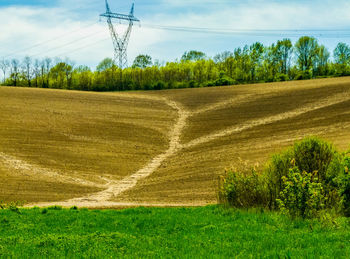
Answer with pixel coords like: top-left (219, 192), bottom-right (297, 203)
top-left (1, 77), bottom-right (350, 208)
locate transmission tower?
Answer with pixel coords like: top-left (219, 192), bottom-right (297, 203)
top-left (100, 0), bottom-right (140, 68)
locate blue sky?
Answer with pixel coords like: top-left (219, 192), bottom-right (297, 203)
top-left (1, 0), bottom-right (350, 70)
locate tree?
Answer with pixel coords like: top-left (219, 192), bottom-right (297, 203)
top-left (0, 59), bottom-right (9, 84)
top-left (33, 59), bottom-right (41, 87)
top-left (10, 59), bottom-right (20, 86)
top-left (50, 62), bottom-right (72, 89)
top-left (213, 51), bottom-right (233, 64)
top-left (276, 39), bottom-right (293, 75)
top-left (333, 43), bottom-right (350, 75)
top-left (334, 43), bottom-right (350, 65)
top-left (44, 58), bottom-right (52, 88)
top-left (315, 45), bottom-right (330, 76)
top-left (181, 50), bottom-right (206, 62)
top-left (249, 42), bottom-right (264, 81)
top-left (96, 58), bottom-right (114, 72)
top-left (295, 36), bottom-right (319, 72)
top-left (22, 56), bottom-right (33, 87)
top-left (132, 54), bottom-right (152, 68)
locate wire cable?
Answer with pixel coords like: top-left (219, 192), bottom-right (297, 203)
top-left (1, 21), bottom-right (100, 59)
top-left (56, 37), bottom-right (111, 58)
top-left (141, 24), bottom-right (350, 38)
top-left (28, 30), bottom-right (107, 58)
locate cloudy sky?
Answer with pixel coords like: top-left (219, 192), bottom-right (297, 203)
top-left (1, 0), bottom-right (350, 69)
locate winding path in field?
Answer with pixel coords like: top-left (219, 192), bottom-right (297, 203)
top-left (0, 152), bottom-right (107, 188)
top-left (24, 89), bottom-right (350, 208)
top-left (25, 97), bottom-right (191, 208)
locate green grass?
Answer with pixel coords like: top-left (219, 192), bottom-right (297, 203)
top-left (1, 206), bottom-right (350, 258)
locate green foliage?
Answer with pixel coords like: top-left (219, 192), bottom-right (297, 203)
top-left (181, 50), bottom-right (206, 61)
top-left (293, 137), bottom-right (336, 182)
top-left (295, 36), bottom-right (319, 72)
top-left (96, 58), bottom-right (114, 72)
top-left (1, 206), bottom-right (350, 257)
top-left (0, 201), bottom-right (24, 211)
top-left (336, 155), bottom-right (350, 216)
top-left (266, 137), bottom-right (336, 208)
top-left (132, 54), bottom-right (152, 68)
top-left (277, 166), bottom-right (325, 218)
top-left (4, 36), bottom-right (348, 92)
top-left (219, 169), bottom-right (268, 208)
top-left (221, 137), bottom-right (350, 218)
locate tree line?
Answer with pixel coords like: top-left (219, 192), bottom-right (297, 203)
top-left (1, 36), bottom-right (350, 91)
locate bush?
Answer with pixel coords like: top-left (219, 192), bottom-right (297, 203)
top-left (219, 169), bottom-right (268, 208)
top-left (275, 73), bottom-right (288, 82)
top-left (293, 137), bottom-right (336, 182)
top-left (214, 76), bottom-right (235, 86)
top-left (277, 165), bottom-right (325, 218)
top-left (220, 137), bottom-right (349, 218)
top-left (336, 155), bottom-right (350, 216)
top-left (265, 137), bottom-right (337, 208)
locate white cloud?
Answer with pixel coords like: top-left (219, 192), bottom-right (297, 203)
top-left (1, 0), bottom-right (350, 75)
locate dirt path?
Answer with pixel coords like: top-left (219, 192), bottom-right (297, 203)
top-left (0, 152), bottom-right (106, 188)
top-left (193, 94), bottom-right (256, 115)
top-left (184, 91), bottom-right (350, 149)
top-left (25, 97), bottom-right (190, 208)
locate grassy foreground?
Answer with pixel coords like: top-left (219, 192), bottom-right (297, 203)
top-left (1, 206), bottom-right (350, 258)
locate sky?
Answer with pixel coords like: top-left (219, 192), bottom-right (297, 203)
top-left (1, 0), bottom-right (350, 70)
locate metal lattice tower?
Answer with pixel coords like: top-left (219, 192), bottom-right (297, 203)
top-left (100, 0), bottom-right (140, 68)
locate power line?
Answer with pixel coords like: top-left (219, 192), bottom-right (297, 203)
top-left (56, 37), bottom-right (110, 58)
top-left (1, 21), bottom-right (100, 59)
top-left (28, 30), bottom-right (106, 58)
top-left (141, 24), bottom-right (350, 38)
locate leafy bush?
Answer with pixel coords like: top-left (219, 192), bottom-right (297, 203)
top-left (277, 165), bottom-right (325, 218)
top-left (275, 73), bottom-right (288, 82)
top-left (219, 169), bottom-right (268, 208)
top-left (153, 81), bottom-right (165, 90)
top-left (293, 137), bottom-right (336, 182)
top-left (335, 155), bottom-right (350, 216)
top-left (214, 76), bottom-right (235, 86)
top-left (220, 137), bottom-right (350, 218)
top-left (265, 137), bottom-right (337, 208)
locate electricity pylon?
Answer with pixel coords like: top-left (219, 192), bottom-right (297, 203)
top-left (100, 1), bottom-right (140, 68)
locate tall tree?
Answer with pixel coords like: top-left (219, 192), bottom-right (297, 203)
top-left (276, 39), bottom-right (293, 75)
top-left (295, 36), bottom-right (319, 72)
top-left (33, 59), bottom-right (41, 87)
top-left (181, 50), bottom-right (206, 62)
top-left (10, 59), bottom-right (20, 86)
top-left (132, 54), bottom-right (153, 68)
top-left (0, 59), bottom-right (9, 84)
top-left (44, 58), bottom-right (52, 88)
top-left (334, 43), bottom-right (350, 65)
top-left (315, 45), bottom-right (330, 76)
top-left (96, 58), bottom-right (114, 72)
top-left (249, 42), bottom-right (264, 81)
top-left (213, 51), bottom-right (233, 64)
top-left (22, 56), bottom-right (33, 87)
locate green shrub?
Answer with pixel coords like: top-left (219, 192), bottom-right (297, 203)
top-left (277, 166), bottom-right (325, 218)
top-left (219, 169), bottom-right (268, 208)
top-left (293, 137), bottom-right (336, 182)
top-left (265, 137), bottom-right (337, 208)
top-left (220, 137), bottom-right (350, 219)
top-left (336, 156), bottom-right (350, 216)
top-left (275, 73), bottom-right (288, 82)
top-left (48, 206), bottom-right (62, 210)
top-left (214, 76), bottom-right (235, 86)
top-left (265, 148), bottom-right (294, 208)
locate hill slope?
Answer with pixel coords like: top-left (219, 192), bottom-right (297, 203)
top-left (1, 77), bottom-right (350, 207)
